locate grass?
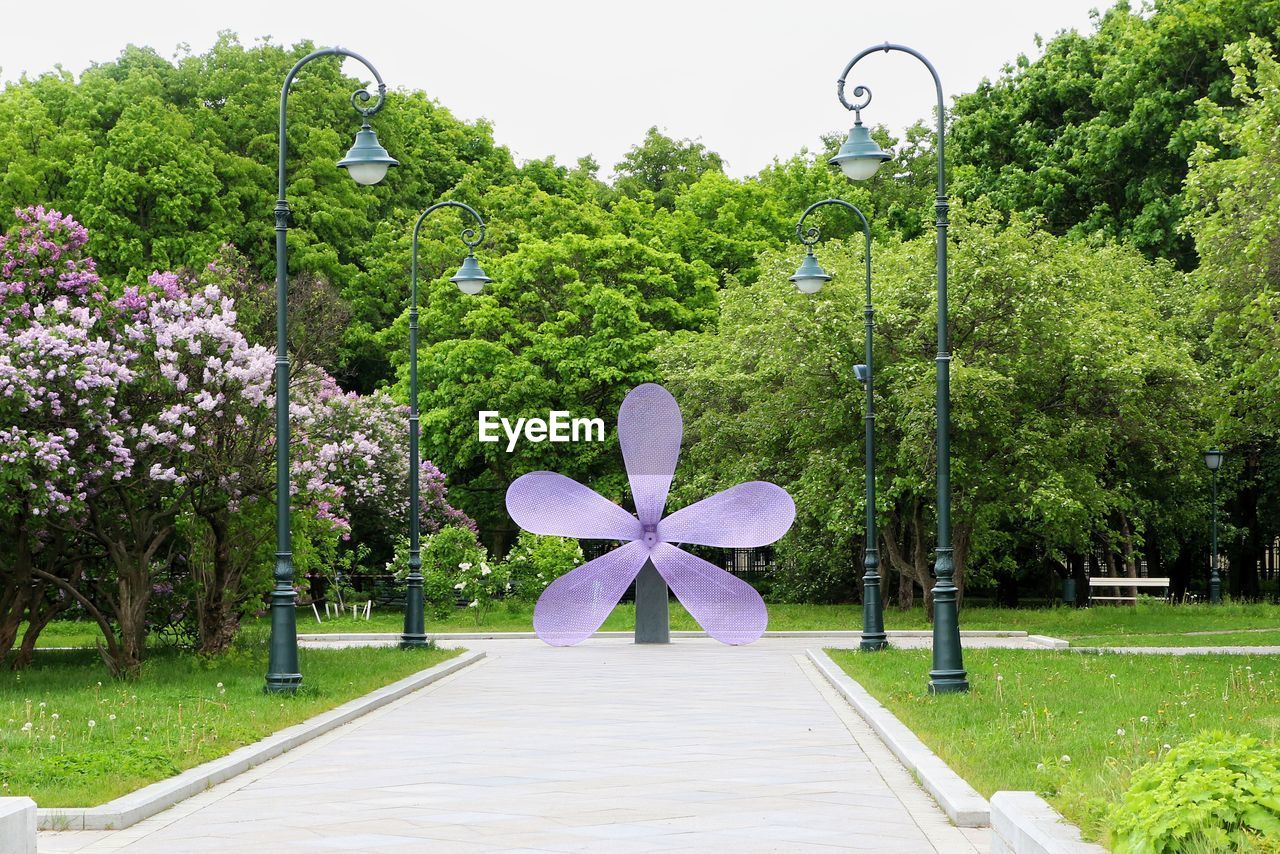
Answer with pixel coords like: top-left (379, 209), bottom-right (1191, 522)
top-left (268, 599), bottom-right (1280, 643)
top-left (0, 635), bottom-right (460, 807)
top-left (31, 599), bottom-right (1280, 649)
top-left (829, 647), bottom-right (1280, 845)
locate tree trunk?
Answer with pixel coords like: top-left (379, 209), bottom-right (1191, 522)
top-left (882, 500), bottom-right (935, 621)
top-left (12, 574), bottom-right (74, 669)
top-left (1118, 512), bottom-right (1139, 602)
top-left (195, 510), bottom-right (242, 655)
top-left (0, 520), bottom-right (33, 661)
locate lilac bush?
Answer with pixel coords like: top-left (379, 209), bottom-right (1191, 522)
top-left (0, 208), bottom-right (473, 670)
top-left (0, 207), bottom-right (133, 665)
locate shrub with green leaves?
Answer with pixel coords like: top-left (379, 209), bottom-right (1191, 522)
top-left (1109, 731), bottom-right (1280, 853)
top-left (453, 559), bottom-right (509, 624)
top-left (500, 532), bottom-right (584, 602)
top-left (417, 527), bottom-right (487, 617)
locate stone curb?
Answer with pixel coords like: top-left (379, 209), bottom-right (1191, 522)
top-left (1070, 645), bottom-right (1280, 655)
top-left (300, 629), bottom-right (1032, 642)
top-left (0, 797), bottom-right (35, 854)
top-left (805, 648), bottom-right (989, 827)
top-left (1027, 635), bottom-right (1070, 649)
top-left (36, 649), bottom-right (485, 831)
top-left (991, 791), bottom-right (1106, 853)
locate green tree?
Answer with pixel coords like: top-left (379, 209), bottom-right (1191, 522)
top-left (661, 203), bottom-right (1205, 610)
top-left (1182, 34), bottom-right (1280, 598)
top-left (949, 0), bottom-right (1280, 266)
top-left (613, 126), bottom-right (725, 210)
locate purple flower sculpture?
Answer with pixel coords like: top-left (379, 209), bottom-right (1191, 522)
top-left (505, 383), bottom-right (795, 646)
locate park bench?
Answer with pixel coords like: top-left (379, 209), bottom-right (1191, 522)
top-left (1088, 576), bottom-right (1170, 604)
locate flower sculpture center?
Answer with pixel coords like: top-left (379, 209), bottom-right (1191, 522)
top-left (505, 383), bottom-right (796, 646)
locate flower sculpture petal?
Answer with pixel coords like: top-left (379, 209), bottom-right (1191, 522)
top-left (505, 383), bottom-right (795, 647)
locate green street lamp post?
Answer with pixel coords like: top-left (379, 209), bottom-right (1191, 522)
top-left (1205, 448), bottom-right (1223, 604)
top-left (789, 199), bottom-right (887, 652)
top-left (401, 202), bottom-right (492, 648)
top-left (267, 48), bottom-right (398, 694)
top-left (831, 43), bottom-right (968, 693)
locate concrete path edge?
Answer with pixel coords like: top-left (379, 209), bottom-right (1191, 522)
top-left (991, 791), bottom-right (1107, 853)
top-left (806, 648), bottom-right (990, 828)
top-left (0, 797), bottom-right (36, 854)
top-left (36, 649), bottom-right (485, 832)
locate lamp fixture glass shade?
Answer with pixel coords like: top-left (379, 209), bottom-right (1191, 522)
top-left (338, 123), bottom-right (399, 185)
top-left (789, 251), bottom-right (832, 294)
top-left (853, 364), bottom-right (870, 384)
top-left (1204, 448), bottom-right (1224, 471)
top-left (450, 253), bottom-right (492, 295)
top-left (828, 121), bottom-right (892, 181)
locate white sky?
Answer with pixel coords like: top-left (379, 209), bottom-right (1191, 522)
top-left (1, 0), bottom-right (1105, 178)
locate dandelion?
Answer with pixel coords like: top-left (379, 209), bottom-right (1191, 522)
top-left (88, 719), bottom-right (96, 728)
top-left (143, 736), bottom-right (149, 742)
top-left (1060, 755), bottom-right (1071, 763)
top-left (21, 722), bottom-right (31, 732)
top-left (1117, 728), bottom-right (1126, 736)
top-left (1139, 716), bottom-right (1149, 723)
top-left (50, 713), bottom-right (59, 721)
top-left (108, 714), bottom-right (116, 722)
top-left (1036, 763), bottom-right (1045, 771)
top-left (49, 735), bottom-right (55, 742)
top-left (216, 682), bottom-right (223, 689)
top-left (1108, 673), bottom-right (1116, 680)
top-left (1188, 713), bottom-right (1196, 719)
top-left (996, 675), bottom-right (1004, 682)
top-left (38, 702), bottom-right (46, 709)
top-left (1162, 743), bottom-right (1171, 750)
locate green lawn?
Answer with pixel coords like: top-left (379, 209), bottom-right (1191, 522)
top-left (0, 637), bottom-right (460, 807)
top-left (829, 647), bottom-right (1280, 845)
top-left (260, 599), bottom-right (1280, 644)
top-left (30, 599), bottom-right (1280, 649)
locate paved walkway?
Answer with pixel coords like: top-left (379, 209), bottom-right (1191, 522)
top-left (40, 636), bottom-right (1019, 854)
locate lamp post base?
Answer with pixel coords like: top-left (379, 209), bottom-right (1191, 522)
top-left (860, 634), bottom-right (889, 652)
top-left (860, 568), bottom-right (888, 651)
top-left (927, 669), bottom-right (970, 694)
top-left (265, 583), bottom-right (302, 694)
top-left (634, 561), bottom-right (670, 644)
top-left (264, 673), bottom-right (303, 693)
top-left (401, 575), bottom-right (429, 648)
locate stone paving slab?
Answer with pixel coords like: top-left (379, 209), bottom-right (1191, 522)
top-left (41, 637), bottom-right (1010, 853)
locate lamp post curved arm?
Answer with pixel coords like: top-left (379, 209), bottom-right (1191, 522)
top-left (401, 201), bottom-right (489, 647)
top-left (268, 48), bottom-right (391, 694)
top-left (278, 48), bottom-right (389, 198)
top-left (794, 199), bottom-right (886, 651)
top-left (839, 42), bottom-right (966, 692)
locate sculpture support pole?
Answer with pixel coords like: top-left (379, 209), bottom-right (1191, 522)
top-left (634, 560), bottom-right (670, 644)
